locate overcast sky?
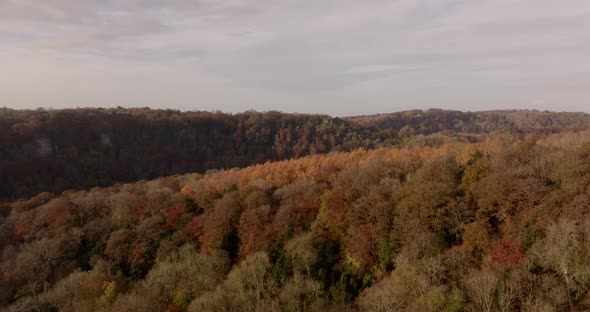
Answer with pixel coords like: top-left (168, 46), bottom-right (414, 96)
top-left (1, 0), bottom-right (589, 116)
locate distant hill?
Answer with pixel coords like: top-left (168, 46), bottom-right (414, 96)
top-left (1, 107), bottom-right (588, 201)
top-left (344, 109), bottom-right (590, 135)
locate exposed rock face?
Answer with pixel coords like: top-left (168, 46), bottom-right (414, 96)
top-left (100, 133), bottom-right (111, 145)
top-left (35, 137), bottom-right (52, 157)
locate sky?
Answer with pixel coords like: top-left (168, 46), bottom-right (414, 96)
top-left (1, 0), bottom-right (589, 116)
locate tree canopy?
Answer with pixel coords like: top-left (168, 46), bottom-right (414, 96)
top-left (2, 123), bottom-right (590, 311)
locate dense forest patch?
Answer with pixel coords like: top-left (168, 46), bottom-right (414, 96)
top-left (2, 128), bottom-right (590, 311)
top-left (2, 107), bottom-right (587, 201)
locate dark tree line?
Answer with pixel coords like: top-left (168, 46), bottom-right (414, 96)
top-left (0, 108), bottom-right (396, 201)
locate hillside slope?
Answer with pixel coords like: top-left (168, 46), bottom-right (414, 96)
top-left (2, 128), bottom-right (590, 311)
top-left (2, 107), bottom-right (588, 202)
top-left (0, 108), bottom-right (395, 201)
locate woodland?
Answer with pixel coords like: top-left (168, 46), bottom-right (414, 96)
top-left (1, 108), bottom-right (590, 311)
top-left (2, 107), bottom-right (587, 201)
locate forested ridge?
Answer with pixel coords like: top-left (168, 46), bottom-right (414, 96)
top-left (1, 107), bottom-right (588, 202)
top-left (0, 107), bottom-right (396, 201)
top-left (2, 124), bottom-right (590, 311)
top-left (345, 109), bottom-right (590, 133)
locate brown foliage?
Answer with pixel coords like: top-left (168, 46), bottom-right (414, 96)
top-left (3, 125), bottom-right (590, 310)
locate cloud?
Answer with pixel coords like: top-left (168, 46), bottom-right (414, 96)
top-left (1, 0), bottom-right (589, 114)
